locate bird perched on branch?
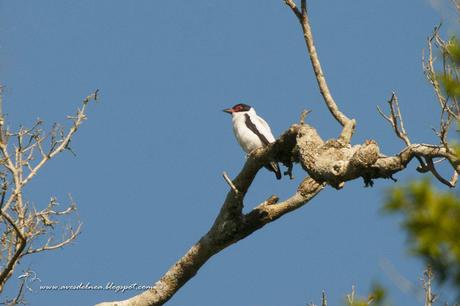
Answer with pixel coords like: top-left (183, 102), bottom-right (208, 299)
top-left (223, 103), bottom-right (282, 180)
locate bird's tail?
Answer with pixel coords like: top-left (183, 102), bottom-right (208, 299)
top-left (265, 162), bottom-right (282, 180)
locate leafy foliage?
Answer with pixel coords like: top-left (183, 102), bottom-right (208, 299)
top-left (343, 283), bottom-right (388, 306)
top-left (439, 38), bottom-right (460, 99)
top-left (384, 180), bottom-right (460, 289)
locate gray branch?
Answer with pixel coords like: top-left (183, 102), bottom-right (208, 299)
top-left (96, 121), bottom-right (460, 306)
top-left (95, 1), bottom-right (460, 305)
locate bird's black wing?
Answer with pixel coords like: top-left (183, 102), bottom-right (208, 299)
top-left (244, 114), bottom-right (270, 146)
top-left (244, 114), bottom-right (282, 180)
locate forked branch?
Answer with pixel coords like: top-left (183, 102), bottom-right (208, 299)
top-left (96, 126), bottom-right (325, 306)
top-left (377, 93), bottom-right (411, 146)
top-left (96, 1), bottom-right (460, 305)
top-left (285, 0), bottom-right (355, 137)
top-left (0, 90), bottom-right (98, 296)
top-left (378, 92), bottom-right (459, 188)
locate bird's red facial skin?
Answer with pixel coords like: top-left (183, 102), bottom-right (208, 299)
top-left (223, 103), bottom-right (250, 114)
top-left (233, 104), bottom-right (247, 112)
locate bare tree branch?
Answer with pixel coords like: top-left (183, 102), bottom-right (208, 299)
top-left (97, 118), bottom-right (460, 306)
top-left (377, 26), bottom-right (460, 188)
top-left (423, 25), bottom-right (460, 123)
top-left (377, 92), bottom-right (411, 146)
top-left (222, 171), bottom-right (239, 195)
top-left (0, 210), bottom-right (26, 291)
top-left (423, 267), bottom-right (435, 306)
top-left (21, 90), bottom-right (98, 187)
top-left (22, 223), bottom-right (81, 256)
top-left (321, 290), bottom-right (327, 306)
top-left (424, 157), bottom-right (457, 187)
top-left (96, 1), bottom-right (460, 305)
top-left (377, 93), bottom-right (424, 165)
top-left (97, 126), bottom-right (324, 306)
top-left (284, 0), bottom-right (302, 19)
top-left (0, 90), bottom-right (98, 298)
top-left (285, 0), bottom-right (354, 132)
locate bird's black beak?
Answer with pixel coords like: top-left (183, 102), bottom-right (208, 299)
top-left (223, 108), bottom-right (234, 114)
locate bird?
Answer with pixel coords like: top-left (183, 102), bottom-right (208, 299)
top-left (223, 103), bottom-right (282, 180)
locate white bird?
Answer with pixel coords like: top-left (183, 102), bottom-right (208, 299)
top-left (223, 103), bottom-right (282, 180)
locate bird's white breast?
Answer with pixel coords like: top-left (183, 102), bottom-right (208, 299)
top-left (231, 109), bottom-right (275, 153)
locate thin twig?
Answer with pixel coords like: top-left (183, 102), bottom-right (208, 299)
top-left (222, 171), bottom-right (239, 195)
top-left (378, 93), bottom-right (433, 171)
top-left (300, 109), bottom-right (311, 125)
top-left (284, 0), bottom-right (302, 19)
top-left (423, 25), bottom-right (459, 121)
top-left (21, 90), bottom-right (98, 186)
top-left (423, 267), bottom-right (435, 306)
top-left (425, 157), bottom-right (456, 187)
top-left (285, 0), bottom-right (354, 132)
top-left (23, 223), bottom-right (81, 256)
top-left (378, 93), bottom-right (411, 146)
top-left (321, 290), bottom-right (327, 306)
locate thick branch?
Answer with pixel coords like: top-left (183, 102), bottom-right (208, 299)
top-left (296, 122), bottom-right (460, 188)
top-left (96, 96), bottom-right (460, 306)
top-left (96, 126), bottom-right (324, 306)
top-left (97, 180), bottom-right (323, 306)
top-left (96, 119), bottom-right (460, 306)
top-left (96, 2), bottom-right (460, 305)
top-left (372, 144), bottom-right (460, 180)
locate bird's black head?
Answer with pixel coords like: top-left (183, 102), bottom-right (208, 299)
top-left (223, 103), bottom-right (252, 114)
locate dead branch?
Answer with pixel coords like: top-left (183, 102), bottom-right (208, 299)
top-left (23, 223), bottom-right (81, 256)
top-left (385, 30), bottom-right (460, 187)
top-left (423, 25), bottom-right (460, 124)
top-left (285, 0), bottom-right (355, 137)
top-left (97, 118), bottom-right (460, 305)
top-left (0, 209), bottom-right (26, 291)
top-left (377, 92), bottom-right (411, 146)
top-left (321, 291), bottom-right (327, 306)
top-left (96, 1), bottom-right (460, 305)
top-left (377, 91), bottom-right (459, 188)
top-left (96, 126), bottom-right (325, 306)
top-left (423, 267), bottom-right (436, 306)
top-left (21, 90), bottom-right (98, 187)
top-left (222, 171), bottom-right (239, 195)
top-left (0, 90), bottom-right (97, 296)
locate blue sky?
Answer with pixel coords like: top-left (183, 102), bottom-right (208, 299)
top-left (0, 1), bottom-right (457, 305)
